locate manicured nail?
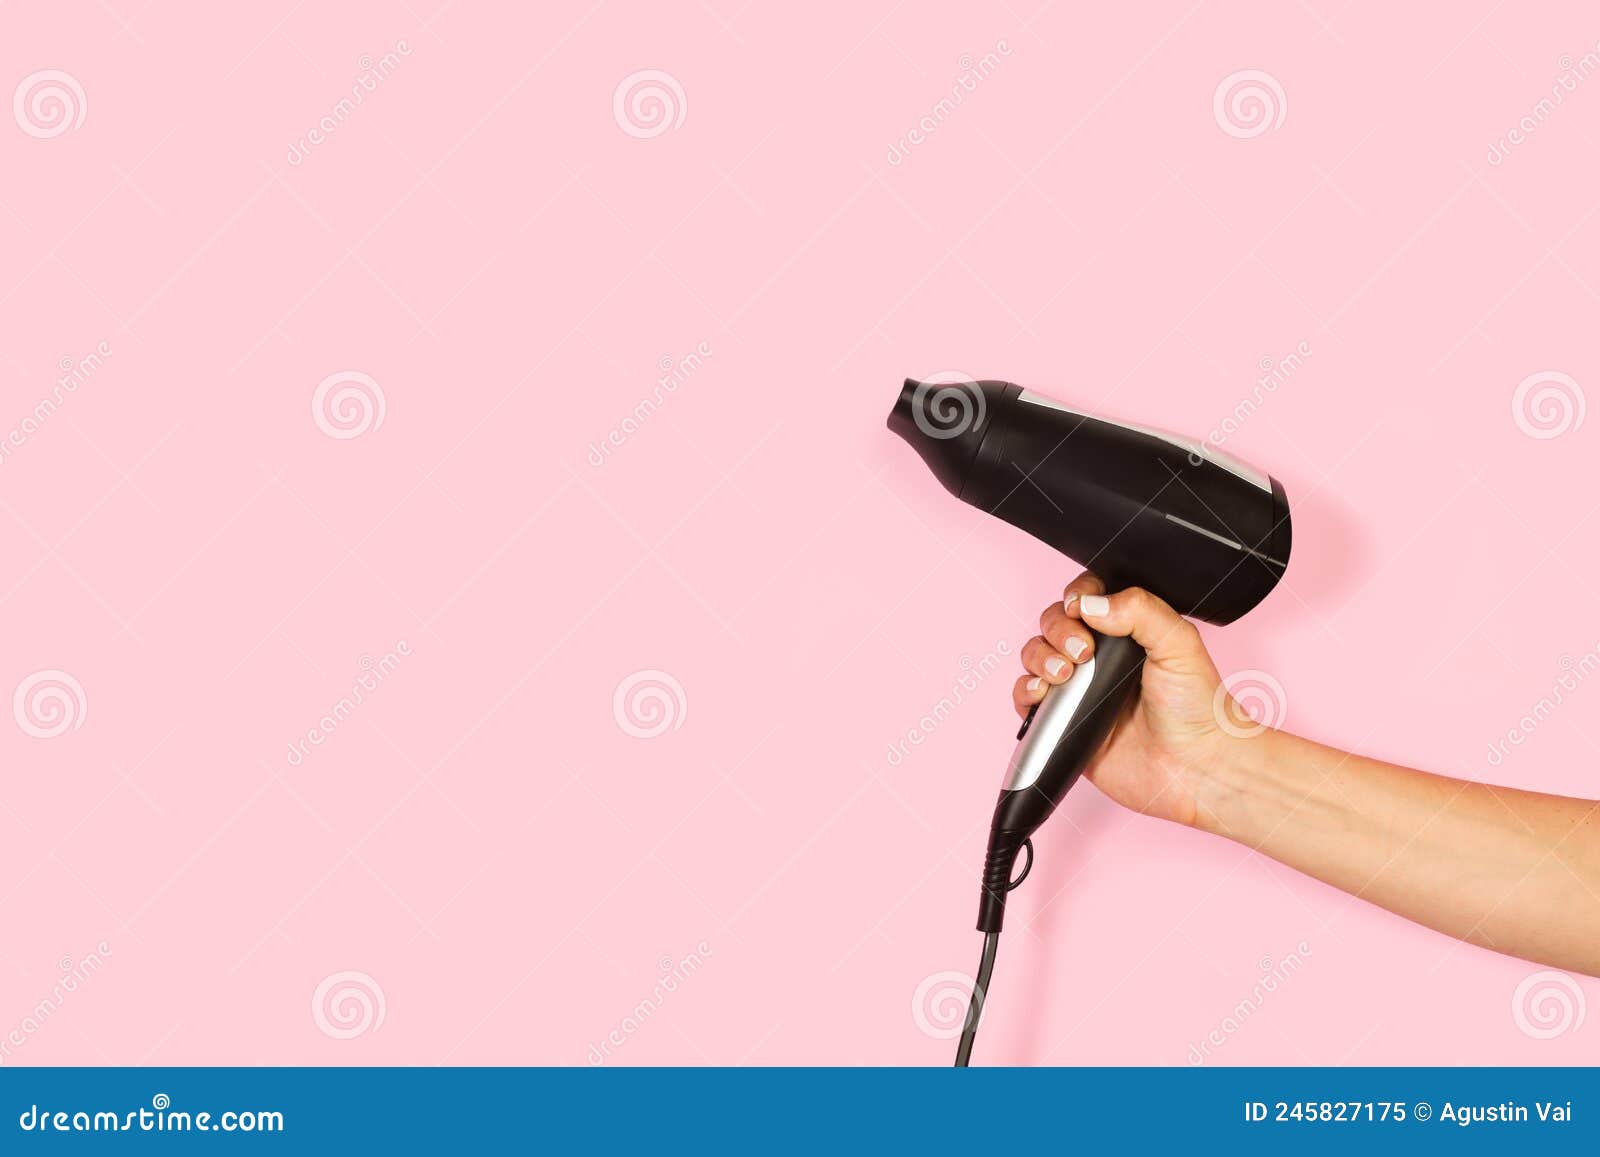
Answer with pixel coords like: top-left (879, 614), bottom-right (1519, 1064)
top-left (1065, 637), bottom-right (1088, 660)
top-left (1027, 676), bottom-right (1044, 692)
top-left (1045, 656), bottom-right (1067, 677)
top-left (1063, 593), bottom-right (1080, 610)
top-left (1080, 594), bottom-right (1110, 617)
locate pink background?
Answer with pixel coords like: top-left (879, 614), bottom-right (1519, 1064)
top-left (3, 1), bottom-right (1597, 1065)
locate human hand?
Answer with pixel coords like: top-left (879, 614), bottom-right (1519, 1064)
top-left (1012, 571), bottom-right (1249, 827)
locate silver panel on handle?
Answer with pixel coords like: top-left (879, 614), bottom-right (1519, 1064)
top-left (1003, 656), bottom-right (1096, 791)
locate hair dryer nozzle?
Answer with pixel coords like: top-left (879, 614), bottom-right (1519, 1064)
top-left (887, 378), bottom-right (1012, 500)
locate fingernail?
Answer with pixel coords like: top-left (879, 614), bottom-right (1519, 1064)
top-left (1027, 676), bottom-right (1043, 692)
top-left (1045, 656), bottom-right (1067, 677)
top-left (1063, 593), bottom-right (1080, 610)
top-left (1065, 637), bottom-right (1087, 660)
top-left (1080, 594), bottom-right (1110, 617)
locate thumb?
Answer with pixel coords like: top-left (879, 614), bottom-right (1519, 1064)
top-left (1078, 587), bottom-right (1206, 670)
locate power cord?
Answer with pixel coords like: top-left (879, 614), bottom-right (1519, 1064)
top-left (954, 838), bottom-right (1032, 1066)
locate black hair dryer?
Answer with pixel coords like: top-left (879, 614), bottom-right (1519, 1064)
top-left (888, 377), bottom-right (1292, 1063)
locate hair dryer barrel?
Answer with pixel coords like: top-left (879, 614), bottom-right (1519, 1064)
top-left (887, 378), bottom-right (1291, 623)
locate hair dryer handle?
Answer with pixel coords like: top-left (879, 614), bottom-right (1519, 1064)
top-left (977, 630), bottom-right (1145, 931)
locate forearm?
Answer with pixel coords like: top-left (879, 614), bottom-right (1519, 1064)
top-left (1194, 729), bottom-right (1600, 977)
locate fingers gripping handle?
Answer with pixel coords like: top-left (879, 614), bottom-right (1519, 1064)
top-left (977, 630), bottom-right (1146, 932)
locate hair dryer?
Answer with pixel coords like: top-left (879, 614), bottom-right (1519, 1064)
top-left (887, 377), bottom-right (1292, 1064)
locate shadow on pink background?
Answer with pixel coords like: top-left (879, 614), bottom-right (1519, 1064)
top-left (1, 2), bottom-right (1596, 1065)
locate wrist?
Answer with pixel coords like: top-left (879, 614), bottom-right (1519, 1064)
top-left (1189, 726), bottom-right (1288, 838)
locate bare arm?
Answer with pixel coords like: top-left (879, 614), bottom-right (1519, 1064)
top-left (1013, 571), bottom-right (1600, 978)
top-left (1197, 728), bottom-right (1600, 976)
